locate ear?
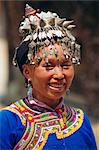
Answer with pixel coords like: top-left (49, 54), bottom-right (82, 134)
top-left (22, 64), bottom-right (31, 80)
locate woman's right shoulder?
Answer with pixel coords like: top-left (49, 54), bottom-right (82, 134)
top-left (0, 99), bottom-right (26, 126)
top-left (0, 107), bottom-right (16, 118)
top-left (0, 107), bottom-right (22, 125)
top-left (0, 103), bottom-right (26, 150)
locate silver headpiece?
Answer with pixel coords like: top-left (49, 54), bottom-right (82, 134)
top-left (13, 4), bottom-right (81, 68)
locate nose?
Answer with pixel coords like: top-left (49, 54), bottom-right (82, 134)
top-left (53, 66), bottom-right (64, 80)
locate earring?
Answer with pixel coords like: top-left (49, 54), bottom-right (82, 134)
top-left (66, 89), bottom-right (70, 96)
top-left (27, 79), bottom-right (33, 97)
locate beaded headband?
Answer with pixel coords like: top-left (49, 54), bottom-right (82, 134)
top-left (13, 4), bottom-right (81, 69)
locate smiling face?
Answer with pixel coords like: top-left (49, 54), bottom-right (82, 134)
top-left (23, 43), bottom-right (74, 108)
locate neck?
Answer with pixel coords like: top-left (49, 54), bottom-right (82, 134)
top-left (34, 95), bottom-right (61, 109)
top-left (28, 91), bottom-right (64, 109)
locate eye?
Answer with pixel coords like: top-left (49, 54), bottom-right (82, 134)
top-left (61, 63), bottom-right (72, 69)
top-left (43, 63), bottom-right (55, 70)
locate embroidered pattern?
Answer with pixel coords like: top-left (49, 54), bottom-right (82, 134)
top-left (5, 99), bottom-right (84, 150)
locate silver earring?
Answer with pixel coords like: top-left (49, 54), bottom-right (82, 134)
top-left (66, 89), bottom-right (70, 96)
top-left (27, 79), bottom-right (33, 97)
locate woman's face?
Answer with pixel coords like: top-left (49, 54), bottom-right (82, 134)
top-left (23, 43), bottom-right (74, 108)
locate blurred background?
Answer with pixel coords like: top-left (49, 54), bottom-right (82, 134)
top-left (0, 0), bottom-right (99, 147)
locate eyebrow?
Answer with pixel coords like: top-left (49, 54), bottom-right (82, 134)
top-left (42, 57), bottom-right (72, 65)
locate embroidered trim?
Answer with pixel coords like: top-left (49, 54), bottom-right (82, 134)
top-left (4, 99), bottom-right (84, 150)
top-left (3, 99), bottom-right (40, 125)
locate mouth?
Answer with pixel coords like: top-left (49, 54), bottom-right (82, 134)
top-left (48, 83), bottom-right (65, 92)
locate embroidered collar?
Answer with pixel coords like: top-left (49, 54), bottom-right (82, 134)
top-left (9, 98), bottom-right (84, 150)
top-left (4, 97), bottom-right (84, 150)
top-left (24, 96), bottom-right (65, 113)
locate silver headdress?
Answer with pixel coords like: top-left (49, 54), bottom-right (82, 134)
top-left (13, 4), bottom-right (81, 68)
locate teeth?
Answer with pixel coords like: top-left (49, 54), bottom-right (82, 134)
top-left (49, 84), bottom-right (64, 88)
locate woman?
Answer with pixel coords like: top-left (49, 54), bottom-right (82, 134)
top-left (0, 4), bottom-right (97, 150)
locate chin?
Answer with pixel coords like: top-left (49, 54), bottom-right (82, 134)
top-left (49, 92), bottom-right (64, 101)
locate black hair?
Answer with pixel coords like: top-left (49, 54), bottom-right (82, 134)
top-left (16, 40), bottom-right (30, 72)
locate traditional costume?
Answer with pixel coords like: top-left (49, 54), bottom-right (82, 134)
top-left (0, 4), bottom-right (97, 150)
top-left (0, 97), bottom-right (97, 149)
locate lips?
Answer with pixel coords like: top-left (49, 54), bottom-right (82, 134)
top-left (48, 82), bottom-right (65, 91)
top-left (49, 84), bottom-right (64, 88)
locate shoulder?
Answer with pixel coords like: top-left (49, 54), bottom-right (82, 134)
top-left (0, 99), bottom-right (25, 124)
top-left (0, 105), bottom-right (24, 128)
top-left (73, 108), bottom-right (97, 149)
top-left (80, 111), bottom-right (95, 136)
top-left (0, 99), bottom-right (25, 126)
top-left (0, 98), bottom-right (40, 125)
top-left (0, 108), bottom-right (22, 140)
top-left (69, 107), bottom-right (92, 127)
top-left (0, 108), bottom-right (18, 121)
top-left (0, 100), bottom-right (26, 150)
top-left (70, 107), bottom-right (93, 132)
top-left (67, 106), bottom-right (93, 137)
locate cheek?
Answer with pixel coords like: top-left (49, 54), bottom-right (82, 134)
top-left (70, 67), bottom-right (74, 80)
top-left (65, 67), bottom-right (74, 86)
top-left (31, 69), bottom-right (49, 87)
